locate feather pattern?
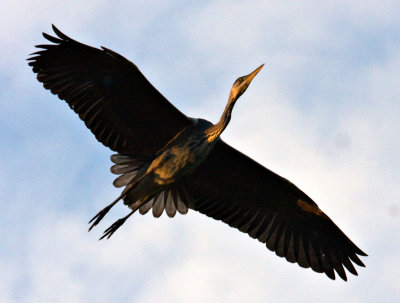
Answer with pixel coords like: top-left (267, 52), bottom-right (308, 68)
top-left (137, 187), bottom-right (190, 218)
top-left (184, 140), bottom-right (367, 281)
top-left (28, 25), bottom-right (191, 155)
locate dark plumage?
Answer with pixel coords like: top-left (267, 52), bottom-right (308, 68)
top-left (28, 25), bottom-right (366, 281)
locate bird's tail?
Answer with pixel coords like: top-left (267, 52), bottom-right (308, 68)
top-left (110, 153), bottom-right (190, 218)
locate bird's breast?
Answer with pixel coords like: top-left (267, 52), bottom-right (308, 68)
top-left (149, 135), bottom-right (214, 185)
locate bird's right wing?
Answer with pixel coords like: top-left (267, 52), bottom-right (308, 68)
top-left (28, 25), bottom-right (191, 155)
top-left (183, 140), bottom-right (367, 281)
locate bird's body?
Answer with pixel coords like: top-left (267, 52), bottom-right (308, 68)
top-left (28, 25), bottom-right (367, 281)
top-left (119, 118), bottom-right (215, 209)
top-left (147, 118), bottom-right (215, 186)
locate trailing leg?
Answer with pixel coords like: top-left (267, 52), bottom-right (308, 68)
top-left (88, 183), bottom-right (134, 231)
top-left (99, 197), bottom-right (151, 240)
top-left (99, 209), bottom-right (136, 240)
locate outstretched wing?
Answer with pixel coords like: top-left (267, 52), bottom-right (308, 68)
top-left (28, 25), bottom-right (191, 155)
top-left (184, 141), bottom-right (367, 281)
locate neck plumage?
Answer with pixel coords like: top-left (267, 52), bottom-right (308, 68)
top-left (206, 95), bottom-right (236, 142)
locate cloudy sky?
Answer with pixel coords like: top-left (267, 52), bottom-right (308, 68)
top-left (1, 0), bottom-right (399, 302)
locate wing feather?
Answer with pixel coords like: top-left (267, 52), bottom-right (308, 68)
top-left (28, 25), bottom-right (191, 155)
top-left (184, 141), bottom-right (366, 280)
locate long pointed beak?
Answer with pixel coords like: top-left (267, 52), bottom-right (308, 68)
top-left (245, 64), bottom-right (264, 84)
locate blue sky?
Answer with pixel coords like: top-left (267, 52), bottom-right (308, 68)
top-left (1, 1), bottom-right (399, 302)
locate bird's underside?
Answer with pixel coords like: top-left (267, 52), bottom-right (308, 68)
top-left (28, 25), bottom-right (367, 281)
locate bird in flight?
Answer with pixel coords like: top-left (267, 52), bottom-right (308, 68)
top-left (28, 25), bottom-right (366, 281)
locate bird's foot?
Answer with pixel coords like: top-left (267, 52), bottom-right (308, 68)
top-left (88, 205), bottom-right (112, 231)
top-left (99, 217), bottom-right (127, 240)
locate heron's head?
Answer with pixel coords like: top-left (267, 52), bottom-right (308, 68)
top-left (229, 64), bottom-right (264, 102)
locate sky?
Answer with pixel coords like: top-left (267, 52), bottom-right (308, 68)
top-left (1, 0), bottom-right (399, 302)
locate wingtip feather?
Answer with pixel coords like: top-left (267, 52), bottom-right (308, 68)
top-left (51, 24), bottom-right (72, 41)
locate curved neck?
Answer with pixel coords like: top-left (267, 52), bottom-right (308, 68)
top-left (205, 95), bottom-right (236, 142)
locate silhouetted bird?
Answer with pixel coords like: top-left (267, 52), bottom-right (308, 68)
top-left (28, 25), bottom-right (366, 281)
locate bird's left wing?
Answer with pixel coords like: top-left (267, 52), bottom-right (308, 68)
top-left (183, 141), bottom-right (367, 281)
top-left (28, 25), bottom-right (191, 155)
